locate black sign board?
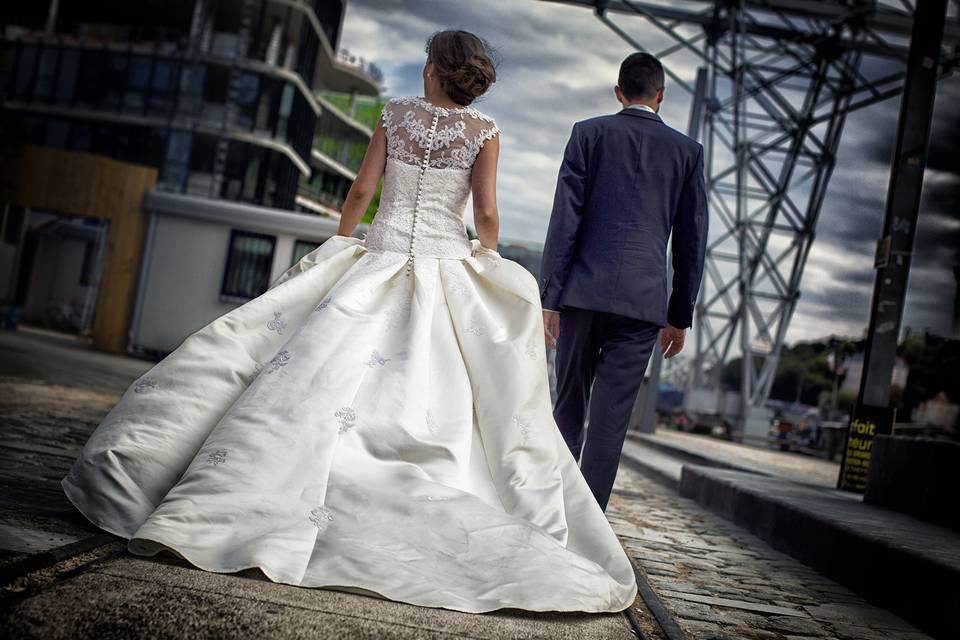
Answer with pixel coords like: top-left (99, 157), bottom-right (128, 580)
top-left (837, 404), bottom-right (895, 493)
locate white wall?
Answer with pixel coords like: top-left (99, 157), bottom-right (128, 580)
top-left (133, 214), bottom-right (332, 353)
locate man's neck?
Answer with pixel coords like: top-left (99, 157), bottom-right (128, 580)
top-left (623, 101), bottom-right (657, 113)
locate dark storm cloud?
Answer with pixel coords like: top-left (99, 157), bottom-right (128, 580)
top-left (340, 0), bottom-right (959, 341)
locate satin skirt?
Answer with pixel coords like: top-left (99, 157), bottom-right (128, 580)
top-left (61, 234), bottom-right (638, 613)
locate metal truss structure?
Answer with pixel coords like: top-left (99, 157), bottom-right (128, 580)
top-left (542, 0), bottom-right (960, 425)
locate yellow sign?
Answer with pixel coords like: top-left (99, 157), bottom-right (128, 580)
top-left (838, 405), bottom-right (894, 493)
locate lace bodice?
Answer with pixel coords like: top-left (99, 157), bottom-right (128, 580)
top-left (382, 96), bottom-right (500, 170)
top-left (363, 97), bottom-right (501, 263)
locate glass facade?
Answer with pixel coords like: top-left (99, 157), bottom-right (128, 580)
top-left (0, 0), bottom-right (375, 212)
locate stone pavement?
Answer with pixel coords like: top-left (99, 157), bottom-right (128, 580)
top-left (606, 466), bottom-right (932, 640)
top-left (633, 430), bottom-right (840, 487)
top-left (0, 328), bottom-right (645, 639)
top-left (0, 327), bottom-right (936, 639)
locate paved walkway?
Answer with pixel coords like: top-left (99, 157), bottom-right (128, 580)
top-left (606, 467), bottom-right (931, 640)
top-left (640, 429), bottom-right (840, 487)
top-left (0, 329), bottom-right (640, 639)
top-left (1, 328), bottom-right (932, 639)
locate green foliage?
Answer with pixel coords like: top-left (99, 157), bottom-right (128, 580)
top-left (361, 179), bottom-right (382, 224)
top-left (836, 389), bottom-right (857, 412)
top-left (720, 333), bottom-right (957, 416)
top-left (318, 91), bottom-right (389, 130)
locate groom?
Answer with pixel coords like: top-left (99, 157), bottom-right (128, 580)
top-left (540, 52), bottom-right (708, 512)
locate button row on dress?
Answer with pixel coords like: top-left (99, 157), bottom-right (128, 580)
top-left (407, 113), bottom-right (440, 276)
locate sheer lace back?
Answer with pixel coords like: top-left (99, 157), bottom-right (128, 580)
top-left (363, 96), bottom-right (500, 259)
top-left (382, 96), bottom-right (500, 171)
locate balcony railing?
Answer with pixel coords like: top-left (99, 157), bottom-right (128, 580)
top-left (297, 182), bottom-right (345, 212)
top-left (336, 50), bottom-right (384, 85)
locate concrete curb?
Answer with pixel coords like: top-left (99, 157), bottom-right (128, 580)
top-left (619, 443), bottom-right (681, 492)
top-left (678, 465), bottom-right (960, 640)
top-left (625, 431), bottom-right (769, 477)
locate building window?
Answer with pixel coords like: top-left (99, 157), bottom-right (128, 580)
top-left (74, 49), bottom-right (104, 109)
top-left (124, 55), bottom-right (153, 114)
top-left (221, 230), bottom-right (275, 300)
top-left (148, 60), bottom-right (179, 117)
top-left (55, 48), bottom-right (80, 105)
top-left (33, 47), bottom-right (59, 101)
top-left (102, 53), bottom-right (128, 110)
top-left (160, 130), bottom-right (192, 191)
top-left (12, 44), bottom-right (38, 100)
top-left (291, 240), bottom-right (319, 266)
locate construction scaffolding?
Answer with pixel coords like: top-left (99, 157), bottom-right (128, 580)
top-left (542, 0), bottom-right (960, 432)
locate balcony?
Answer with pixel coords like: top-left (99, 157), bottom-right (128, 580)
top-left (311, 27), bottom-right (380, 96)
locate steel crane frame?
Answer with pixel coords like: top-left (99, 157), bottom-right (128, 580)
top-left (539, 0), bottom-right (959, 427)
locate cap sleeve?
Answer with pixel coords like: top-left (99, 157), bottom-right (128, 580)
top-left (470, 111), bottom-right (500, 152)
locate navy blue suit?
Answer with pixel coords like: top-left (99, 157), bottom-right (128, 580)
top-left (540, 107), bottom-right (707, 511)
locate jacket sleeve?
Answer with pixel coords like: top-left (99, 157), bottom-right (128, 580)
top-left (539, 122), bottom-right (588, 310)
top-left (667, 143), bottom-right (708, 329)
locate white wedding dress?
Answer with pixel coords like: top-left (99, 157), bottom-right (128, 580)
top-left (61, 96), bottom-right (638, 613)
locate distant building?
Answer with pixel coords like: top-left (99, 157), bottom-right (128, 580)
top-left (912, 392), bottom-right (958, 431)
top-left (300, 90), bottom-right (387, 216)
top-left (497, 239), bottom-right (544, 280)
top-left (840, 352), bottom-right (909, 393)
top-left (1, 0), bottom-right (381, 354)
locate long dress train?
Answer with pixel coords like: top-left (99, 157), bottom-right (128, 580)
top-left (61, 96), bottom-right (638, 613)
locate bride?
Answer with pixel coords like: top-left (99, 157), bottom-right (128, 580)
top-left (61, 29), bottom-right (638, 614)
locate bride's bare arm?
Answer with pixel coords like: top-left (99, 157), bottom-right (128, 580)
top-left (471, 134), bottom-right (500, 251)
top-left (337, 120), bottom-right (387, 237)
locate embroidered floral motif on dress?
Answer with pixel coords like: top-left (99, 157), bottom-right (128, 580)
top-left (308, 506), bottom-right (334, 532)
top-left (365, 350), bottom-right (391, 367)
top-left (266, 312), bottom-right (286, 335)
top-left (525, 338), bottom-right (540, 360)
top-left (133, 377), bottom-right (158, 393)
top-left (266, 350), bottom-right (290, 372)
top-left (206, 449), bottom-right (227, 465)
top-left (512, 414), bottom-right (532, 444)
top-left (335, 407), bottom-right (357, 433)
top-left (425, 409), bottom-right (440, 435)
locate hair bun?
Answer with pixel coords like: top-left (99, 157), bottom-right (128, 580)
top-left (426, 31), bottom-right (498, 106)
top-left (446, 56), bottom-right (494, 100)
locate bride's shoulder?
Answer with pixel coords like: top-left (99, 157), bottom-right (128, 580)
top-left (387, 96), bottom-right (419, 107)
top-left (465, 105), bottom-right (497, 126)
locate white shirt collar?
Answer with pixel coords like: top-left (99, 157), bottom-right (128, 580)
top-left (625, 103), bottom-right (656, 114)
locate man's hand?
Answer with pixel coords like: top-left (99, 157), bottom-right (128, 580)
top-left (660, 325), bottom-right (685, 359)
top-left (543, 310), bottom-right (561, 349)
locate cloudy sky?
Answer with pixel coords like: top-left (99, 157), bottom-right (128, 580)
top-left (339, 0), bottom-right (959, 345)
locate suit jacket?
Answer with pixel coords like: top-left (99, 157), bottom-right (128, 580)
top-left (539, 107), bottom-right (708, 329)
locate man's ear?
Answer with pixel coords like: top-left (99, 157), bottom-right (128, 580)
top-left (614, 85), bottom-right (624, 105)
top-left (656, 86), bottom-right (665, 104)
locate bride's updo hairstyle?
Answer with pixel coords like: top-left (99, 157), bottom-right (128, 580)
top-left (425, 30), bottom-right (498, 106)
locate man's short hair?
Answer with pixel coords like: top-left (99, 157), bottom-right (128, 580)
top-left (618, 52), bottom-right (665, 101)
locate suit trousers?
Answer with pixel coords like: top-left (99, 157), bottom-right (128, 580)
top-left (553, 306), bottom-right (660, 511)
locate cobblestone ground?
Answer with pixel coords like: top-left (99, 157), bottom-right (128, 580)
top-left (646, 430), bottom-right (840, 487)
top-left (607, 466), bottom-right (931, 640)
top-left (0, 331), bottom-right (643, 640)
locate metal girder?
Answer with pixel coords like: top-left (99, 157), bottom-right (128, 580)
top-left (857, 0), bottom-right (948, 409)
top-left (539, 0), bottom-right (960, 57)
top-left (539, 0), bottom-right (959, 428)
